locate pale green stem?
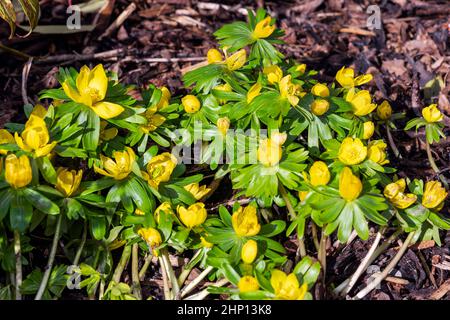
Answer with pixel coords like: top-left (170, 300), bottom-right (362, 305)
top-left (183, 278), bottom-right (229, 300)
top-left (179, 266), bottom-right (214, 299)
top-left (73, 222), bottom-right (87, 266)
top-left (111, 245), bottom-right (131, 284)
top-left (386, 125), bottom-right (401, 158)
top-left (177, 249), bottom-right (202, 287)
top-left (161, 249), bottom-right (180, 299)
top-left (14, 231), bottom-right (22, 300)
top-left (138, 253), bottom-right (153, 281)
top-left (131, 244), bottom-right (142, 300)
top-left (35, 214), bottom-right (63, 300)
top-left (159, 256), bottom-right (172, 300)
top-left (426, 140), bottom-right (448, 188)
top-left (318, 229), bottom-right (328, 283)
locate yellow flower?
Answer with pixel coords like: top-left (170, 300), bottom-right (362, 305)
top-left (214, 83), bottom-right (232, 105)
top-left (247, 83), bottom-right (262, 104)
top-left (383, 179), bottom-right (417, 209)
top-left (422, 104), bottom-right (443, 123)
top-left (135, 208), bottom-right (145, 216)
top-left (15, 115), bottom-right (57, 157)
top-left (156, 86), bottom-right (171, 110)
top-left (257, 138), bottom-right (282, 167)
top-left (298, 190), bottom-right (309, 202)
top-left (56, 168), bottom-right (82, 197)
top-left (345, 88), bottom-right (377, 116)
top-left (138, 227), bottom-right (162, 247)
top-left (0, 129), bottom-right (14, 155)
top-left (154, 202), bottom-right (174, 223)
top-left (141, 105), bottom-right (166, 133)
top-left (311, 83), bottom-right (330, 97)
top-left (225, 49), bottom-right (247, 71)
top-left (367, 140), bottom-right (389, 165)
top-left (62, 64), bottom-right (124, 119)
top-left (271, 132), bottom-right (287, 146)
top-left (30, 104), bottom-right (48, 118)
top-left (339, 167), bottom-right (362, 201)
top-left (263, 65), bottom-right (283, 84)
top-left (270, 270), bottom-right (307, 300)
top-left (309, 161), bottom-right (330, 186)
top-left (178, 202), bottom-right (207, 228)
top-left (241, 239), bottom-right (258, 264)
top-left (184, 182), bottom-right (211, 200)
top-left (182, 95), bottom-right (201, 114)
top-left (99, 121), bottom-right (118, 142)
top-left (363, 121), bottom-right (375, 139)
top-left (279, 75), bottom-right (300, 106)
top-left (94, 147), bottom-right (136, 180)
top-left (422, 181), bottom-right (447, 210)
top-left (338, 137), bottom-right (367, 165)
top-left (377, 101), bottom-right (392, 120)
top-left (295, 64), bottom-right (306, 74)
top-left (238, 276), bottom-right (259, 293)
top-left (200, 236), bottom-right (214, 248)
top-left (5, 154), bottom-right (32, 189)
top-left (336, 66), bottom-right (373, 88)
top-left (252, 16), bottom-right (276, 39)
top-left (311, 99), bottom-right (329, 116)
top-left (217, 117), bottom-right (230, 136)
top-left (207, 48), bottom-right (223, 64)
top-left (232, 205), bottom-right (261, 237)
top-left (143, 153), bottom-right (177, 189)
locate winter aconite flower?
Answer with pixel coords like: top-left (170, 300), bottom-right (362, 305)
top-left (225, 49), bottom-right (247, 71)
top-left (309, 161), bottom-right (330, 186)
top-left (263, 65), bottom-right (283, 84)
top-left (5, 154), bottom-right (32, 189)
top-left (94, 147), bottom-right (136, 180)
top-left (241, 239), bottom-right (258, 264)
top-left (338, 137), bottom-right (367, 165)
top-left (422, 104), bottom-right (443, 123)
top-left (339, 167), bottom-right (362, 201)
top-left (270, 270), bottom-right (307, 300)
top-left (184, 183), bottom-right (211, 200)
top-left (247, 83), bottom-right (262, 104)
top-left (62, 64), bottom-right (124, 119)
top-left (217, 117), bottom-right (230, 136)
top-left (178, 203), bottom-right (207, 228)
top-left (257, 138), bottom-right (282, 167)
top-left (56, 168), bottom-right (82, 197)
top-left (367, 140), bottom-right (389, 165)
top-left (383, 179), bottom-right (417, 209)
top-left (335, 66), bottom-right (372, 88)
top-left (143, 153), bottom-right (177, 189)
top-left (207, 48), bottom-right (223, 64)
top-left (345, 88), bottom-right (376, 116)
top-left (15, 115), bottom-right (57, 157)
top-left (141, 105), bottom-right (166, 133)
top-left (422, 181), bottom-right (447, 210)
top-left (311, 99), bottom-right (329, 116)
top-left (238, 276), bottom-right (259, 293)
top-left (30, 104), bottom-right (48, 118)
top-left (154, 202), bottom-right (174, 223)
top-left (295, 64), bottom-right (306, 74)
top-left (182, 95), bottom-right (201, 114)
top-left (311, 83), bottom-right (330, 97)
top-left (363, 121), bottom-right (375, 139)
top-left (232, 205), bottom-right (261, 237)
top-left (279, 75), bottom-right (300, 106)
top-left (252, 16), bottom-right (276, 39)
top-left (0, 129), bottom-right (14, 155)
top-left (100, 121), bottom-right (118, 142)
top-left (138, 227), bottom-right (162, 247)
top-left (377, 101), bottom-right (392, 120)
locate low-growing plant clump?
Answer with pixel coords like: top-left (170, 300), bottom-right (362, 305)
top-left (0, 9), bottom-right (448, 300)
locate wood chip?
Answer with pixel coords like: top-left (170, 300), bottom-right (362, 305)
top-left (339, 27), bottom-right (376, 37)
top-left (429, 279), bottom-right (450, 300)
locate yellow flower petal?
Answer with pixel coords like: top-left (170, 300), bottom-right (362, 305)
top-left (91, 101), bottom-right (124, 119)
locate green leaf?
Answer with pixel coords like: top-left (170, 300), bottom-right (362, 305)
top-left (337, 203), bottom-right (353, 243)
top-left (0, 189), bottom-right (13, 221)
top-left (352, 203), bottom-right (369, 240)
top-left (259, 220), bottom-right (286, 237)
top-left (22, 188), bottom-right (59, 215)
top-left (221, 263), bottom-right (240, 286)
top-left (90, 216), bottom-right (106, 240)
top-left (10, 192), bottom-right (33, 232)
top-left (218, 206), bottom-right (232, 228)
top-left (36, 156), bottom-right (57, 185)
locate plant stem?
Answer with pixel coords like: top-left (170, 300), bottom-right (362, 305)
top-left (138, 253), bottom-right (153, 281)
top-left (111, 245), bottom-right (131, 284)
top-left (179, 266), bottom-right (214, 299)
top-left (279, 184), bottom-right (306, 258)
top-left (178, 249), bottom-right (202, 287)
top-left (73, 222), bottom-right (87, 266)
top-left (352, 232), bottom-right (414, 300)
top-left (318, 229), bottom-right (328, 281)
top-left (426, 140), bottom-right (448, 188)
top-left (35, 214), bottom-right (63, 300)
top-left (386, 125), bottom-right (401, 159)
top-left (0, 42), bottom-right (32, 60)
top-left (14, 231), bottom-right (22, 300)
top-left (131, 244), bottom-right (142, 300)
top-left (335, 228), bottom-right (384, 297)
top-left (159, 256), bottom-right (172, 300)
top-left (161, 249), bottom-right (180, 299)
top-left (183, 278), bottom-right (229, 300)
top-left (311, 222), bottom-right (320, 252)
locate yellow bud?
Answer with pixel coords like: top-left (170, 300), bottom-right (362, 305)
top-left (338, 137), bottom-right (367, 165)
top-left (138, 228), bottom-right (162, 247)
top-left (339, 167), bottom-right (362, 201)
top-left (311, 83), bottom-right (330, 97)
top-left (422, 104), bottom-right (443, 123)
top-left (182, 95), bottom-right (201, 113)
top-left (311, 99), bottom-right (329, 116)
top-left (377, 101), bottom-right (392, 120)
top-left (422, 181), bottom-right (447, 210)
top-left (178, 202), bottom-right (207, 228)
top-left (207, 49), bottom-right (223, 64)
top-left (238, 276), bottom-right (259, 293)
top-left (225, 49), bottom-right (247, 71)
top-left (247, 83), bottom-right (262, 104)
top-left (217, 117), bottom-right (230, 136)
top-left (0, 129), bottom-right (14, 155)
top-left (252, 16), bottom-right (276, 39)
top-left (298, 190), bottom-right (309, 202)
top-left (5, 154), bottom-right (32, 189)
top-left (56, 168), bottom-right (83, 197)
top-left (31, 104), bottom-right (48, 118)
top-left (270, 270), bottom-right (307, 300)
top-left (263, 65), bottom-right (283, 84)
top-left (257, 138), bottom-right (282, 167)
top-left (309, 161), bottom-right (330, 186)
top-left (241, 239), bottom-right (258, 264)
top-left (184, 183), bottom-right (211, 200)
top-left (367, 140), bottom-right (389, 165)
top-left (271, 132), bottom-right (287, 146)
top-left (15, 115), bottom-right (57, 157)
top-left (232, 205), bottom-right (261, 237)
top-left (363, 121), bottom-right (375, 139)
top-left (295, 64), bottom-right (307, 74)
